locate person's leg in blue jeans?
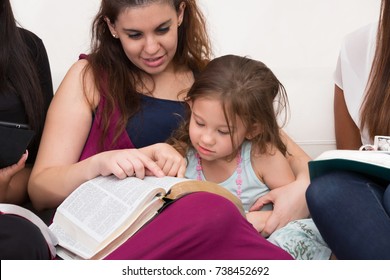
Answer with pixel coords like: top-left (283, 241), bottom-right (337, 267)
top-left (306, 171), bottom-right (390, 259)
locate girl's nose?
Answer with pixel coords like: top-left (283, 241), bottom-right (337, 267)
top-left (200, 132), bottom-right (216, 146)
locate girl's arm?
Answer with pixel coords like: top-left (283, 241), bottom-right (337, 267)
top-left (334, 85), bottom-right (362, 149)
top-left (28, 60), bottom-right (163, 211)
top-left (247, 145), bottom-right (296, 234)
top-left (253, 146), bottom-right (296, 190)
top-left (250, 130), bottom-right (311, 236)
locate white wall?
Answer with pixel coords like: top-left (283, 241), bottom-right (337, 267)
top-left (11, 0), bottom-right (381, 158)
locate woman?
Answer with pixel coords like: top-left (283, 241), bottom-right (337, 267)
top-left (306, 0), bottom-right (390, 259)
top-left (0, 0), bottom-right (53, 259)
top-left (29, 0), bottom-right (309, 259)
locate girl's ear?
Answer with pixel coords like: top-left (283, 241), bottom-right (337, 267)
top-left (246, 123), bottom-right (262, 140)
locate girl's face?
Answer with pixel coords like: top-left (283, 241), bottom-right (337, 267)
top-left (107, 2), bottom-right (185, 75)
top-left (189, 97), bottom-right (248, 162)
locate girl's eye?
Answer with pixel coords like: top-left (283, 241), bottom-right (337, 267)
top-left (218, 130), bottom-right (230, 135)
top-left (195, 121), bottom-right (205, 127)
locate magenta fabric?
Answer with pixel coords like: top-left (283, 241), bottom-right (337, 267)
top-left (78, 54), bottom-right (134, 160)
top-left (104, 192), bottom-right (292, 260)
top-left (79, 94), bottom-right (135, 160)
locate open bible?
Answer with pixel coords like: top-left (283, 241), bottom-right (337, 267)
top-left (308, 149), bottom-right (390, 182)
top-left (49, 175), bottom-right (243, 260)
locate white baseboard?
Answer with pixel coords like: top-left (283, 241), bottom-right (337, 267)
top-left (295, 140), bottom-right (336, 159)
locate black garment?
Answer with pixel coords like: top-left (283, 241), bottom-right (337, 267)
top-left (0, 28), bottom-right (53, 164)
top-left (0, 214), bottom-right (50, 259)
top-left (0, 28), bottom-right (53, 259)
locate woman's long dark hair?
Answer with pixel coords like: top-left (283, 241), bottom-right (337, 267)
top-left (360, 0), bottom-right (390, 139)
top-left (84, 0), bottom-right (211, 148)
top-left (0, 0), bottom-right (46, 141)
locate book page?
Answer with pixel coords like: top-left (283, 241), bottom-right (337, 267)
top-left (143, 176), bottom-right (191, 189)
top-left (51, 175), bottom-right (189, 258)
top-left (316, 150), bottom-right (390, 168)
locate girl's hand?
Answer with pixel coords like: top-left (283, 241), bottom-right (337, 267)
top-left (246, 210), bottom-right (272, 234)
top-left (94, 149), bottom-right (165, 179)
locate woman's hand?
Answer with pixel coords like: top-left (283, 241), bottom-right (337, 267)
top-left (246, 210), bottom-right (272, 234)
top-left (143, 143), bottom-right (186, 177)
top-left (94, 149), bottom-right (165, 180)
top-left (0, 151), bottom-right (29, 203)
top-left (249, 180), bottom-right (309, 237)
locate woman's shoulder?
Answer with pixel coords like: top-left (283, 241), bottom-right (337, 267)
top-left (58, 57), bottom-right (98, 104)
top-left (18, 27), bottom-right (42, 44)
top-left (67, 56), bottom-right (91, 74)
top-left (341, 22), bottom-right (377, 53)
top-left (18, 27), bottom-right (46, 56)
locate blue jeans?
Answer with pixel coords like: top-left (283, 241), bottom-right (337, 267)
top-left (306, 171), bottom-right (390, 259)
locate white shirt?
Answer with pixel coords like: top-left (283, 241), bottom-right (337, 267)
top-left (334, 22), bottom-right (377, 145)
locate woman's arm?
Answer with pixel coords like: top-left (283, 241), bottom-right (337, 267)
top-left (28, 60), bottom-right (164, 211)
top-left (250, 130), bottom-right (311, 237)
top-left (334, 85), bottom-right (362, 149)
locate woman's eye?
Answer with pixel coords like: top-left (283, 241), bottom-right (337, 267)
top-left (128, 33), bottom-right (142, 39)
top-left (157, 26), bottom-right (170, 34)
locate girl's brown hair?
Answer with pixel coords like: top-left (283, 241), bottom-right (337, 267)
top-left (360, 0), bottom-right (390, 140)
top-left (170, 54), bottom-right (289, 159)
top-left (84, 0), bottom-right (211, 148)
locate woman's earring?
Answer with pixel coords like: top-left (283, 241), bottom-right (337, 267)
top-left (112, 34), bottom-right (117, 38)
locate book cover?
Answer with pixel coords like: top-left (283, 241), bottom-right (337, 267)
top-left (308, 150), bottom-right (390, 182)
top-left (0, 121), bottom-right (35, 168)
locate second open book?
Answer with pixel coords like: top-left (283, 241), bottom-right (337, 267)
top-left (309, 149), bottom-right (390, 182)
top-left (50, 175), bottom-right (242, 260)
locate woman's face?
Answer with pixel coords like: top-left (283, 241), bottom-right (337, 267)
top-left (107, 2), bottom-right (185, 75)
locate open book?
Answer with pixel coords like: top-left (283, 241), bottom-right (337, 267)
top-left (308, 149), bottom-right (390, 182)
top-left (50, 175), bottom-right (243, 260)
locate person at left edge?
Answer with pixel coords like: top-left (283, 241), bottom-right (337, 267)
top-left (0, 0), bottom-right (53, 259)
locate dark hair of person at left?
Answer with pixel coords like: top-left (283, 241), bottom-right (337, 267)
top-left (0, 0), bottom-right (53, 159)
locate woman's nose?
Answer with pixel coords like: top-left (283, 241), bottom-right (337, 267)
top-left (144, 36), bottom-right (160, 55)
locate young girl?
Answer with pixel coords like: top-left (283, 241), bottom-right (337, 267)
top-left (169, 54), bottom-right (331, 259)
